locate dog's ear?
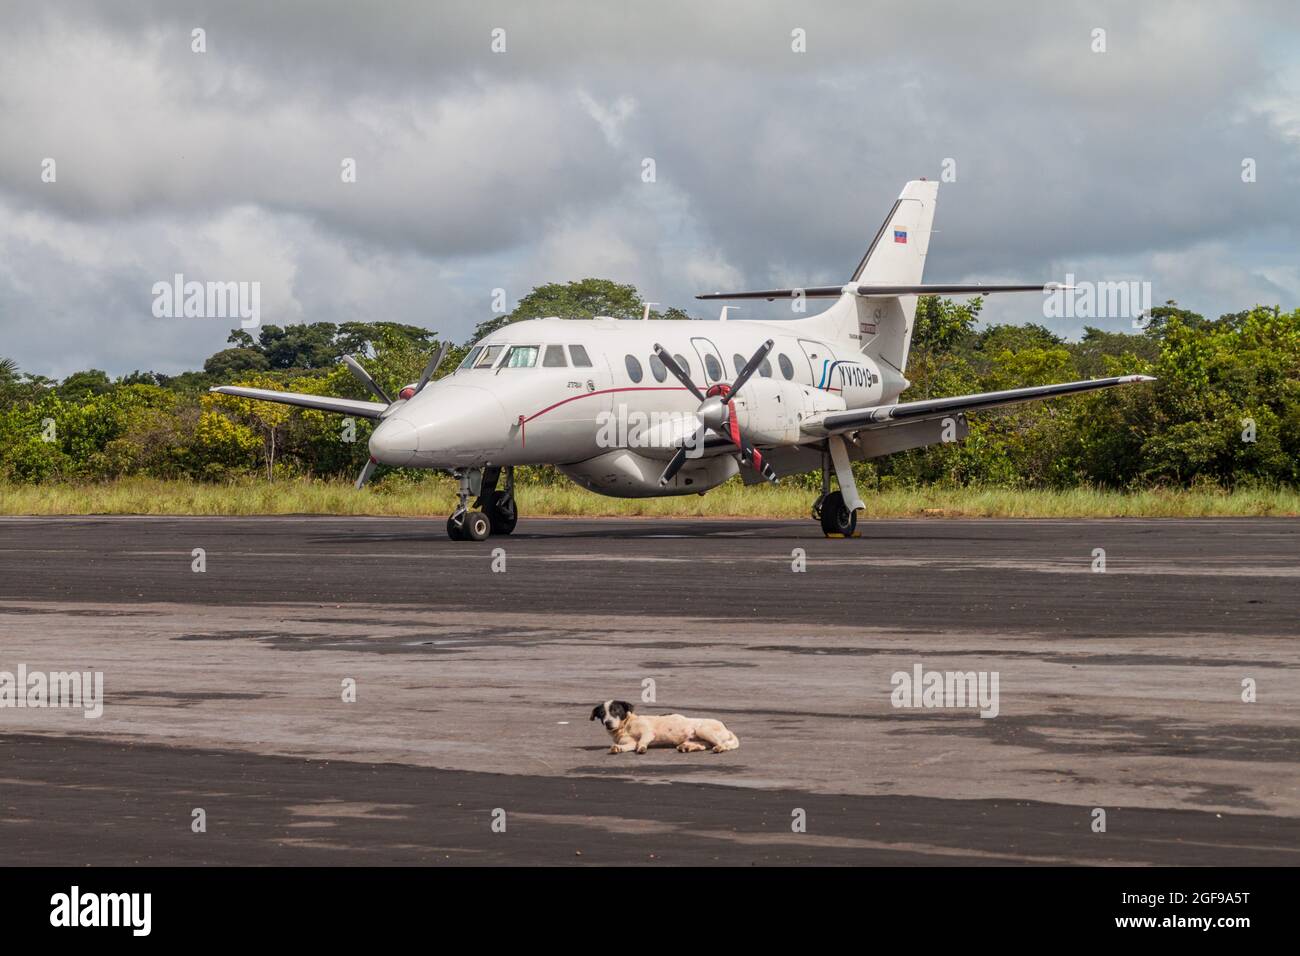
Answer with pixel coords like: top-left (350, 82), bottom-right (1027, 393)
top-left (617, 700), bottom-right (635, 715)
top-left (590, 705), bottom-right (603, 722)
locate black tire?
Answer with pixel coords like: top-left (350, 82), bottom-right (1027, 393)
top-left (464, 511), bottom-right (491, 541)
top-left (818, 490), bottom-right (857, 537)
top-left (485, 489), bottom-right (518, 535)
top-left (447, 514), bottom-right (467, 541)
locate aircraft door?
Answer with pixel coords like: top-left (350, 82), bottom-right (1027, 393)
top-left (798, 338), bottom-right (836, 389)
top-left (518, 341), bottom-right (615, 460)
top-left (565, 341), bottom-right (614, 419)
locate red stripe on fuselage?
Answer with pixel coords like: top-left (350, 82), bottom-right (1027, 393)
top-left (522, 386), bottom-right (689, 424)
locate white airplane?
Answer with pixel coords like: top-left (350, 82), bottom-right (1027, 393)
top-left (212, 180), bottom-right (1154, 540)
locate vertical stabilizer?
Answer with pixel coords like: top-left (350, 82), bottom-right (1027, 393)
top-left (852, 180), bottom-right (938, 372)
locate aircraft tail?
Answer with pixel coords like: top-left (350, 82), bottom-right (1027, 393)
top-left (695, 180), bottom-right (939, 375)
top-left (696, 179), bottom-right (1060, 381)
top-left (850, 179), bottom-right (938, 373)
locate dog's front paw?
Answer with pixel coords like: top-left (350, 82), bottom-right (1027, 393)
top-left (635, 745), bottom-right (648, 754)
top-left (609, 745), bottom-right (622, 754)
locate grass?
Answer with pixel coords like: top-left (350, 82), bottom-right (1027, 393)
top-left (1, 478), bottom-right (1297, 518)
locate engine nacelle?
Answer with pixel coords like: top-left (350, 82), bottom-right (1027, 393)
top-left (558, 448), bottom-right (739, 498)
top-left (730, 379), bottom-right (846, 444)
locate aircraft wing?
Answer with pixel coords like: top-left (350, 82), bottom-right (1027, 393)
top-left (816, 375), bottom-right (1155, 434)
top-left (208, 385), bottom-right (389, 419)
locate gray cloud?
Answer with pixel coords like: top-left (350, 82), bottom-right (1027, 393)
top-left (1, 1), bottom-right (1297, 376)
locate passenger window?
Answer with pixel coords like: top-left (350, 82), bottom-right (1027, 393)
top-left (760, 357), bottom-right (772, 377)
top-left (502, 345), bottom-right (539, 368)
top-left (648, 354), bottom-right (667, 382)
top-left (475, 345), bottom-right (504, 368)
top-left (673, 354), bottom-right (691, 378)
top-left (569, 344), bottom-right (593, 367)
top-left (458, 346), bottom-right (483, 371)
top-left (733, 354), bottom-right (746, 375)
top-left (778, 353), bottom-right (794, 380)
top-left (543, 345), bottom-right (567, 367)
top-left (625, 354), bottom-right (644, 383)
top-left (704, 354), bottom-right (722, 382)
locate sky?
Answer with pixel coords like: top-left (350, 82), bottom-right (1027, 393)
top-left (1, 0), bottom-right (1298, 378)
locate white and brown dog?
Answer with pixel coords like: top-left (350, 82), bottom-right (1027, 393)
top-left (590, 700), bottom-right (740, 754)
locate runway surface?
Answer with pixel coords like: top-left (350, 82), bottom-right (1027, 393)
top-left (1, 515), bottom-right (1297, 865)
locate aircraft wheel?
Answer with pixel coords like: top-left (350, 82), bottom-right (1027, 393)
top-left (485, 490), bottom-right (518, 535)
top-left (447, 514), bottom-right (469, 541)
top-left (463, 511), bottom-right (492, 541)
top-left (818, 491), bottom-right (857, 537)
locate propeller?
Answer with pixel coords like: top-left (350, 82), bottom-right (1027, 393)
top-left (343, 354), bottom-right (392, 404)
top-left (355, 456), bottom-right (378, 490)
top-left (416, 341), bottom-right (450, 393)
top-left (346, 340), bottom-right (446, 490)
top-left (651, 339), bottom-right (778, 486)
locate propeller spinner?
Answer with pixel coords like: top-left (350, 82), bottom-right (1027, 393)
top-left (652, 339), bottom-right (778, 487)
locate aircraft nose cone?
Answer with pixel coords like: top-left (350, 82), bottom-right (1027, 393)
top-left (369, 418), bottom-right (417, 466)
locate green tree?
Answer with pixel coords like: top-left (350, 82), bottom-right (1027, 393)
top-left (254, 323), bottom-right (341, 370)
top-left (203, 347), bottom-right (271, 378)
top-left (470, 278), bottom-right (657, 341)
top-left (58, 369), bottom-right (113, 402)
top-left (912, 295), bottom-right (982, 353)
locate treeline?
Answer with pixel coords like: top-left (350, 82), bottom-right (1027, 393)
top-left (1, 278), bottom-right (1297, 490)
top-left (886, 298), bottom-right (1298, 489)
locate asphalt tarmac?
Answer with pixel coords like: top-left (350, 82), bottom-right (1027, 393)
top-left (0, 516), bottom-right (1296, 865)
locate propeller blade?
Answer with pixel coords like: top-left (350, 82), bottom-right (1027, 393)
top-left (343, 355), bottom-right (392, 405)
top-left (416, 342), bottom-right (450, 392)
top-left (724, 398), bottom-right (777, 484)
top-left (733, 438), bottom-right (777, 483)
top-left (657, 447), bottom-right (689, 486)
top-left (652, 344), bottom-right (706, 402)
top-left (355, 456), bottom-right (378, 490)
top-left (728, 339), bottom-right (774, 401)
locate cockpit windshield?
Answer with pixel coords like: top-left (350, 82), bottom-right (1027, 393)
top-left (458, 342), bottom-right (577, 373)
top-left (501, 345), bottom-right (539, 368)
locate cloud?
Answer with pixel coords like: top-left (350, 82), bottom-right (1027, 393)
top-left (0, 1), bottom-right (1296, 375)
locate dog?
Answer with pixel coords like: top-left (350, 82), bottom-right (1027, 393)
top-left (590, 699), bottom-right (739, 754)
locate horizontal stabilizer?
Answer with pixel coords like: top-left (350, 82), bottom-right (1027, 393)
top-left (697, 283), bottom-right (1067, 301)
top-left (819, 375), bottom-right (1155, 434)
top-left (208, 385), bottom-right (389, 419)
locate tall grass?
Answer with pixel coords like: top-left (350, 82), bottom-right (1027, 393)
top-left (1, 478), bottom-right (1296, 518)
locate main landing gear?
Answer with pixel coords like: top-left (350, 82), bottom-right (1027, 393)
top-left (446, 466), bottom-right (518, 541)
top-left (811, 437), bottom-right (865, 538)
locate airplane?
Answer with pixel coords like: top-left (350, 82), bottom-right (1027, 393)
top-left (211, 179), bottom-right (1154, 541)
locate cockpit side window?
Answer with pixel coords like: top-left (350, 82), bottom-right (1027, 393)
top-left (569, 344), bottom-right (593, 367)
top-left (542, 345), bottom-right (568, 367)
top-left (474, 345), bottom-right (504, 368)
top-left (457, 345), bottom-right (483, 371)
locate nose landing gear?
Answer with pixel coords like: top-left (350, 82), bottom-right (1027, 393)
top-left (448, 509), bottom-right (491, 541)
top-left (446, 466), bottom-right (518, 541)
